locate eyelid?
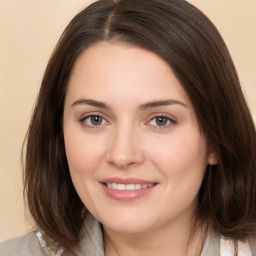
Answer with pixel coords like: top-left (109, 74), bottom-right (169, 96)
top-left (145, 113), bottom-right (177, 127)
top-left (78, 112), bottom-right (111, 127)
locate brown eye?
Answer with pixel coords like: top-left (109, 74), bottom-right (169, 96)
top-left (81, 115), bottom-right (108, 126)
top-left (147, 116), bottom-right (175, 127)
top-left (155, 117), bottom-right (169, 126)
top-left (90, 115), bottom-right (103, 125)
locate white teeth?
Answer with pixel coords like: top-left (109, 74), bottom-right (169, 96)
top-left (117, 184), bottom-right (126, 190)
top-left (135, 184), bottom-right (142, 190)
top-left (126, 184), bottom-right (136, 190)
top-left (105, 183), bottom-right (154, 190)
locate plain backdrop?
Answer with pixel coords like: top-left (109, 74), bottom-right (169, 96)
top-left (0, 0), bottom-right (255, 242)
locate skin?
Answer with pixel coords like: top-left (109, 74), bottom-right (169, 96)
top-left (63, 42), bottom-right (217, 256)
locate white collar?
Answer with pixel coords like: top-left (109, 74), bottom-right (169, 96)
top-left (36, 213), bottom-right (252, 256)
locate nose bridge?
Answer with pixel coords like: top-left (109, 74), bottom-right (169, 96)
top-left (106, 121), bottom-right (144, 168)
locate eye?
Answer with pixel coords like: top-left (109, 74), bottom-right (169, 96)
top-left (147, 116), bottom-right (175, 127)
top-left (80, 115), bottom-right (108, 127)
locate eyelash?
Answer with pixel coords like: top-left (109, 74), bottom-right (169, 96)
top-left (78, 114), bottom-right (176, 129)
top-left (79, 114), bottom-right (109, 128)
top-left (146, 115), bottom-right (176, 128)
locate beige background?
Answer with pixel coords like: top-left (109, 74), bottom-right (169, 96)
top-left (0, 0), bottom-right (255, 242)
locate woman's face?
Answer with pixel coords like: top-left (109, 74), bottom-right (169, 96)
top-left (63, 42), bottom-right (216, 235)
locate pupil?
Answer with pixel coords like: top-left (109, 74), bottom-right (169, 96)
top-left (91, 116), bottom-right (102, 125)
top-left (156, 117), bottom-right (167, 126)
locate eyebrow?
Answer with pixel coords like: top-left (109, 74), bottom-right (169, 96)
top-left (138, 99), bottom-right (187, 110)
top-left (71, 99), bottom-right (110, 109)
top-left (71, 98), bottom-right (187, 110)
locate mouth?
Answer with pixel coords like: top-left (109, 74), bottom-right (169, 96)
top-left (100, 178), bottom-right (158, 201)
top-left (103, 183), bottom-right (155, 190)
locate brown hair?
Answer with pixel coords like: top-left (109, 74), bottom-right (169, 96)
top-left (23, 0), bottom-right (256, 252)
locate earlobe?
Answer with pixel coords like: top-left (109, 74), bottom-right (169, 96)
top-left (208, 151), bottom-right (218, 165)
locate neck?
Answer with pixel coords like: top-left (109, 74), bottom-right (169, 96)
top-left (103, 219), bottom-right (206, 256)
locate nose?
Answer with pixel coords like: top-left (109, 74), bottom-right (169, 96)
top-left (106, 124), bottom-right (145, 169)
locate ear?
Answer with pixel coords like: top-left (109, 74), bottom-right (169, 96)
top-left (207, 150), bottom-right (218, 165)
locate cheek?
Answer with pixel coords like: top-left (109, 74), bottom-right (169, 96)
top-left (147, 131), bottom-right (208, 179)
top-left (64, 130), bottom-right (105, 176)
top-left (63, 131), bottom-right (107, 208)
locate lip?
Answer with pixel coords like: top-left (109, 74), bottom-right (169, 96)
top-left (101, 177), bottom-right (156, 184)
top-left (99, 177), bottom-right (158, 201)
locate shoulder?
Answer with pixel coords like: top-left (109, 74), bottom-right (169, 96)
top-left (249, 236), bottom-right (256, 255)
top-left (0, 232), bottom-right (45, 256)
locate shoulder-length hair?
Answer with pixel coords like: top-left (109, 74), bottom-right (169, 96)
top-left (23, 0), bottom-right (256, 252)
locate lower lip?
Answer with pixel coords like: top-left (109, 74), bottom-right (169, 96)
top-left (100, 183), bottom-right (157, 201)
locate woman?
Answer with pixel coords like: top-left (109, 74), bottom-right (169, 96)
top-left (1, 0), bottom-right (256, 255)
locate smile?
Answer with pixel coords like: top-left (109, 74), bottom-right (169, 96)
top-left (105, 183), bottom-right (154, 190)
top-left (100, 178), bottom-right (158, 201)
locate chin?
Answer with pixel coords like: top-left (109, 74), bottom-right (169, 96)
top-left (104, 220), bottom-right (153, 234)
top-left (96, 209), bottom-right (156, 234)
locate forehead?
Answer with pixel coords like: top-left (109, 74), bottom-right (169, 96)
top-left (65, 41), bottom-right (191, 107)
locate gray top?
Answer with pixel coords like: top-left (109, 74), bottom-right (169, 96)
top-left (0, 213), bottom-right (255, 255)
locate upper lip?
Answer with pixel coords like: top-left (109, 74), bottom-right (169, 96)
top-left (100, 177), bottom-right (157, 185)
